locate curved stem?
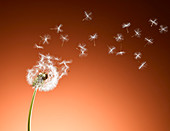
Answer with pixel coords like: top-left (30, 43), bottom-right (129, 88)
top-left (28, 88), bottom-right (37, 131)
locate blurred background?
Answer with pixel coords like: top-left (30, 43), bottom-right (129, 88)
top-left (0, 0), bottom-right (170, 131)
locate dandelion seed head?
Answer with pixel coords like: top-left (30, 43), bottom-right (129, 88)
top-left (26, 54), bottom-right (72, 91)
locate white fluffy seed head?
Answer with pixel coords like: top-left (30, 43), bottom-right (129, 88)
top-left (26, 53), bottom-right (71, 92)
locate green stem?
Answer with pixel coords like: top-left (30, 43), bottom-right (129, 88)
top-left (28, 88), bottom-right (37, 131)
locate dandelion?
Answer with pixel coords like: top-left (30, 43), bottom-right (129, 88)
top-left (122, 22), bottom-right (131, 33)
top-left (34, 44), bottom-right (44, 49)
top-left (60, 34), bottom-right (69, 46)
top-left (138, 61), bottom-right (147, 70)
top-left (132, 28), bottom-right (142, 38)
top-left (50, 24), bottom-right (63, 33)
top-left (159, 25), bottom-right (168, 33)
top-left (144, 37), bottom-right (153, 47)
top-left (114, 33), bottom-right (124, 42)
top-left (134, 52), bottom-right (142, 59)
top-left (82, 11), bottom-right (92, 21)
top-left (26, 53), bottom-right (71, 131)
top-left (116, 51), bottom-right (126, 56)
top-left (107, 45), bottom-right (116, 54)
top-left (76, 43), bottom-right (88, 57)
top-left (148, 18), bottom-right (158, 27)
top-left (89, 33), bottom-right (98, 46)
top-left (40, 34), bottom-right (51, 44)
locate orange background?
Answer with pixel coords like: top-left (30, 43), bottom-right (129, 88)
top-left (0, 1), bottom-right (170, 131)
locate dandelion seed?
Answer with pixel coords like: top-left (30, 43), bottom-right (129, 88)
top-left (134, 52), bottom-right (142, 59)
top-left (138, 61), bottom-right (146, 70)
top-left (50, 24), bottom-right (63, 33)
top-left (89, 33), bottom-right (98, 46)
top-left (114, 33), bottom-right (124, 42)
top-left (59, 60), bottom-right (72, 79)
top-left (26, 53), bottom-right (72, 131)
top-left (159, 25), bottom-right (168, 33)
top-left (149, 18), bottom-right (158, 27)
top-left (82, 11), bottom-right (92, 21)
top-left (54, 57), bottom-right (61, 61)
top-left (77, 43), bottom-right (88, 57)
top-left (116, 51), bottom-right (126, 56)
top-left (144, 37), bottom-right (153, 47)
top-left (122, 22), bottom-right (131, 33)
top-left (39, 53), bottom-right (45, 62)
top-left (107, 45), bottom-right (116, 54)
top-left (60, 34), bottom-right (69, 46)
top-left (132, 28), bottom-right (142, 38)
top-left (34, 44), bottom-right (44, 49)
top-left (40, 34), bottom-right (51, 44)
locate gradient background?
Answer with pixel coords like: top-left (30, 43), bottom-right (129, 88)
top-left (0, 0), bottom-right (170, 131)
